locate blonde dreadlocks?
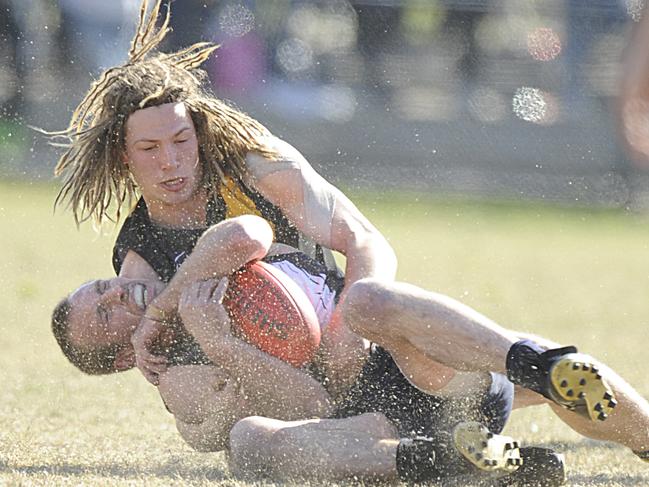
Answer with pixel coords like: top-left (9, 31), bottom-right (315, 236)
top-left (52, 0), bottom-right (277, 225)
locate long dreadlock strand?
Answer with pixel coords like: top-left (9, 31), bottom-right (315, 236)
top-left (129, 0), bottom-right (170, 63)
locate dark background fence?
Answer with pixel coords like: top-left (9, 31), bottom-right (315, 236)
top-left (1, 0), bottom-right (645, 206)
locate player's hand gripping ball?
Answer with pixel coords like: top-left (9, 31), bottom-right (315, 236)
top-left (223, 261), bottom-right (321, 367)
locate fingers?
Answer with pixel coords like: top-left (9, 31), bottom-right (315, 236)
top-left (136, 350), bottom-right (167, 386)
top-left (182, 277), bottom-right (228, 302)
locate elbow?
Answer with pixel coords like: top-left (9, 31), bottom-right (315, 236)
top-left (379, 238), bottom-right (397, 277)
top-left (351, 228), bottom-right (397, 279)
top-left (232, 215), bottom-right (274, 260)
top-left (201, 215), bottom-right (273, 263)
top-left (176, 419), bottom-right (228, 452)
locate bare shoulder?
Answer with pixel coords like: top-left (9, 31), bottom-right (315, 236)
top-left (247, 135), bottom-right (309, 170)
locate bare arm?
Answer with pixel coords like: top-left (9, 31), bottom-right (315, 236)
top-left (249, 138), bottom-right (396, 393)
top-left (132, 215), bottom-right (273, 384)
top-left (118, 250), bottom-right (161, 280)
top-left (149, 215), bottom-right (273, 317)
top-left (203, 333), bottom-right (333, 419)
top-left (179, 279), bottom-right (333, 420)
top-left (251, 143), bottom-right (397, 286)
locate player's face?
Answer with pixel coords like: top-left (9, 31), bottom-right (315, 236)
top-left (67, 277), bottom-right (164, 350)
top-left (124, 102), bottom-right (203, 215)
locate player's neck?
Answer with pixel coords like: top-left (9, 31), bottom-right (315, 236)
top-left (146, 191), bottom-right (210, 229)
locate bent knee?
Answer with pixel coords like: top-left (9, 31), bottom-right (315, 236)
top-left (342, 278), bottom-right (396, 335)
top-left (176, 419), bottom-right (228, 452)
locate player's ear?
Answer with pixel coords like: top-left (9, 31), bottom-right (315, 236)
top-left (113, 347), bottom-right (136, 371)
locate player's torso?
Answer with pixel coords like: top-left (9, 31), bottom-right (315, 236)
top-left (113, 178), bottom-right (302, 282)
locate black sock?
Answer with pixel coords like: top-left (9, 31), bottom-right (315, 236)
top-left (480, 372), bottom-right (515, 434)
top-left (506, 339), bottom-right (577, 393)
top-left (396, 436), bottom-right (441, 483)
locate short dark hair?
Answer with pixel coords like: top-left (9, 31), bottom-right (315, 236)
top-left (51, 296), bottom-right (126, 375)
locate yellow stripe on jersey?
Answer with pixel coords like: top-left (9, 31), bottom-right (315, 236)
top-left (219, 177), bottom-right (276, 235)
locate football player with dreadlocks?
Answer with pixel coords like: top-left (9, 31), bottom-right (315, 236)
top-left (49, 1), bottom-right (649, 482)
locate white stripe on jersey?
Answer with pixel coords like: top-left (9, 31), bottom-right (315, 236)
top-left (269, 259), bottom-right (336, 330)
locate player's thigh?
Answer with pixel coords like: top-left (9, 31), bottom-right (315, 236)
top-left (230, 413), bottom-right (398, 480)
top-left (388, 343), bottom-right (459, 393)
top-left (343, 278), bottom-right (445, 344)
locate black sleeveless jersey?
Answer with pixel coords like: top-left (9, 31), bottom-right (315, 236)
top-left (112, 178), bottom-right (341, 367)
top-left (112, 178), bottom-right (332, 282)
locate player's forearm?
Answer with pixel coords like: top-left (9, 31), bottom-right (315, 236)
top-left (199, 334), bottom-right (333, 419)
top-left (149, 216), bottom-right (273, 314)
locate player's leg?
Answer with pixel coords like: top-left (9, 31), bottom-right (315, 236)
top-left (342, 278), bottom-right (617, 422)
top-left (342, 278), bottom-right (516, 372)
top-left (397, 343), bottom-right (649, 460)
top-left (515, 367), bottom-right (649, 460)
top-left (228, 414), bottom-right (566, 485)
top-left (228, 413), bottom-right (400, 482)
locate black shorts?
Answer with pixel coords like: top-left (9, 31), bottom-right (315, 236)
top-left (331, 346), bottom-right (513, 437)
top-left (331, 345), bottom-right (448, 437)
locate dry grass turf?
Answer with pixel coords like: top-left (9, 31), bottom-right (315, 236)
top-left (1, 180), bottom-right (649, 486)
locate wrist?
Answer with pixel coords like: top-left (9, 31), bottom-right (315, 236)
top-left (144, 304), bottom-right (174, 323)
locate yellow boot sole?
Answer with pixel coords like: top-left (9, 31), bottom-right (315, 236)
top-left (453, 421), bottom-right (522, 473)
top-left (549, 354), bottom-right (617, 422)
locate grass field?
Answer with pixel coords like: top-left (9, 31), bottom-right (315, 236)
top-left (1, 179), bottom-right (649, 486)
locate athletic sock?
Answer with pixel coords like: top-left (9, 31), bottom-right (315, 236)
top-left (480, 372), bottom-right (515, 434)
top-left (396, 436), bottom-right (442, 483)
top-left (505, 339), bottom-right (577, 395)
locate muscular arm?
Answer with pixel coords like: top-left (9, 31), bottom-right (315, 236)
top-left (203, 333), bottom-right (332, 419)
top-left (147, 215), bottom-right (273, 316)
top-left (118, 249), bottom-right (161, 280)
top-left (250, 138), bottom-right (396, 394)
top-left (180, 282), bottom-right (333, 420)
top-left (251, 139), bottom-right (397, 285)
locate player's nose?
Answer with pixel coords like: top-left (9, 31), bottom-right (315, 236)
top-left (101, 284), bottom-right (126, 305)
top-left (159, 144), bottom-right (180, 170)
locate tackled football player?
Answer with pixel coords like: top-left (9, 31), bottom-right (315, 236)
top-left (54, 215), bottom-right (649, 480)
top-left (54, 215), bottom-right (564, 485)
